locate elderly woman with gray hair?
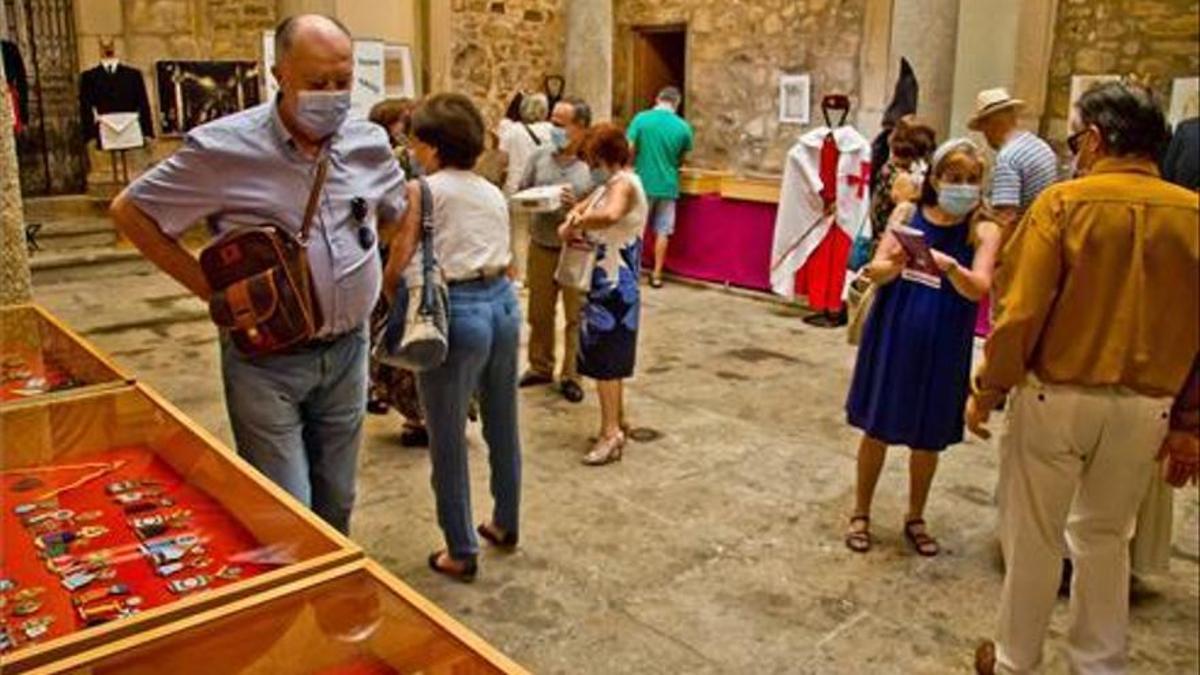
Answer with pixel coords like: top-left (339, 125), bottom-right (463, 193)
top-left (842, 138), bottom-right (1002, 557)
top-left (497, 92), bottom-right (553, 282)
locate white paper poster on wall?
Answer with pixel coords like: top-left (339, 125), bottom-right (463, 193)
top-left (260, 31), bottom-right (386, 120)
top-left (351, 40), bottom-right (385, 120)
top-left (262, 30), bottom-right (278, 101)
top-left (1169, 77), bottom-right (1199, 128)
top-left (385, 44), bottom-right (417, 99)
top-left (779, 74), bottom-right (811, 125)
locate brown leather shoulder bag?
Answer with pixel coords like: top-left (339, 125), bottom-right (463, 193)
top-left (199, 159), bottom-right (328, 357)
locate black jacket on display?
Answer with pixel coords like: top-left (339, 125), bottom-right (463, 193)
top-left (79, 63), bottom-right (154, 142)
top-left (2, 39), bottom-right (28, 124)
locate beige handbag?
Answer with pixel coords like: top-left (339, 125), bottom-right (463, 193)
top-left (554, 186), bottom-right (608, 292)
top-left (846, 271), bottom-right (876, 346)
top-left (847, 203), bottom-right (917, 346)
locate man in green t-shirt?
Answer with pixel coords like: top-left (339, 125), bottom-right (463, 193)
top-left (627, 86), bottom-right (694, 288)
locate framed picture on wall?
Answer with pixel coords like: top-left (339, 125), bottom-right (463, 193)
top-left (385, 43), bottom-right (416, 99)
top-left (1169, 77), bottom-right (1199, 128)
top-left (779, 74), bottom-right (811, 125)
top-left (156, 60), bottom-right (262, 135)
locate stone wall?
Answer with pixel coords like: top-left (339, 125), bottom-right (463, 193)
top-left (447, 0), bottom-right (566, 128)
top-left (1042, 0), bottom-right (1199, 138)
top-left (613, 0), bottom-right (869, 174)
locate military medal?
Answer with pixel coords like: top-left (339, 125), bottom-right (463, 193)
top-left (13, 499), bottom-right (56, 516)
top-left (61, 567), bottom-right (115, 592)
top-left (0, 579), bottom-right (13, 592)
top-left (77, 596), bottom-right (143, 626)
top-left (23, 508), bottom-right (73, 528)
top-left (72, 583), bottom-right (130, 607)
top-left (20, 616), bottom-right (53, 640)
top-left (215, 565), bottom-right (243, 581)
top-left (12, 599), bottom-right (43, 616)
top-left (123, 497), bottom-right (174, 514)
top-left (167, 574), bottom-right (210, 594)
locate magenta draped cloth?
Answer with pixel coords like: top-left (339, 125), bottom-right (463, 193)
top-left (641, 194), bottom-right (777, 292)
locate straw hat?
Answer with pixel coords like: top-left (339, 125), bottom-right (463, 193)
top-left (966, 88), bottom-right (1025, 130)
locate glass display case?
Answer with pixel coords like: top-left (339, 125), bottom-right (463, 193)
top-left (1, 305), bottom-right (133, 408)
top-left (25, 561), bottom-right (529, 675)
top-left (1, 385), bottom-right (361, 672)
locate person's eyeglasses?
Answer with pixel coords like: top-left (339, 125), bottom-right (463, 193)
top-left (1067, 128), bottom-right (1089, 155)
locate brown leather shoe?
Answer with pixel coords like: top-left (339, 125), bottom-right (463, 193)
top-left (974, 640), bottom-right (996, 674)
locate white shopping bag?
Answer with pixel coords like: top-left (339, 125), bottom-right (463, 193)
top-left (97, 112), bottom-right (145, 150)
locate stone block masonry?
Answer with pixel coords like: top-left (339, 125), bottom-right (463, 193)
top-left (448, 0), bottom-right (567, 130)
top-left (1042, 0), bottom-right (1199, 139)
top-left (613, 0), bottom-right (869, 174)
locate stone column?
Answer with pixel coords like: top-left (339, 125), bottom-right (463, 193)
top-left (888, 0), bottom-right (961, 139)
top-left (1, 56), bottom-right (33, 305)
top-left (564, 0), bottom-right (613, 122)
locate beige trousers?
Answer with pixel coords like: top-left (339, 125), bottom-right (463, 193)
top-left (995, 379), bottom-right (1171, 674)
top-left (510, 206), bottom-right (530, 283)
top-left (525, 242), bottom-right (583, 383)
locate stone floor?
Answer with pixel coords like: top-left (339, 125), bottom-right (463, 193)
top-left (32, 257), bottom-right (1200, 674)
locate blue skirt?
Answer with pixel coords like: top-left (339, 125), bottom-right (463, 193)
top-left (578, 239), bottom-right (642, 380)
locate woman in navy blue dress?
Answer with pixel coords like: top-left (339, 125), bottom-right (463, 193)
top-left (844, 139), bottom-right (1002, 556)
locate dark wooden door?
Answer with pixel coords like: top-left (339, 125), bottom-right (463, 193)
top-left (631, 26), bottom-right (686, 117)
top-left (4, 0), bottom-right (85, 196)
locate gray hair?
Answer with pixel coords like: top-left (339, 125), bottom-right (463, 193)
top-left (274, 14), bottom-right (351, 59)
top-left (520, 93), bottom-right (549, 123)
top-left (657, 86), bottom-right (682, 106)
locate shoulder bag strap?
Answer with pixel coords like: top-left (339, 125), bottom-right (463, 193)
top-left (298, 157), bottom-right (330, 243)
top-left (522, 122), bottom-right (542, 146)
top-left (417, 177), bottom-right (435, 273)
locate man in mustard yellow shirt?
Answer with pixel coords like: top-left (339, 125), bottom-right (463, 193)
top-left (968, 82), bottom-right (1199, 674)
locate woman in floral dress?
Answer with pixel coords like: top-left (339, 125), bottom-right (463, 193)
top-left (558, 123), bottom-right (649, 466)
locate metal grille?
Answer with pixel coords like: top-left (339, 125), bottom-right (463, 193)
top-left (4, 0), bottom-right (85, 196)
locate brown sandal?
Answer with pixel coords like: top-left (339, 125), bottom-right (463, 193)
top-left (904, 518), bottom-right (939, 557)
top-left (845, 515), bottom-right (871, 553)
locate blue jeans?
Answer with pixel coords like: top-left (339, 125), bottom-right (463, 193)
top-left (417, 277), bottom-right (523, 559)
top-left (221, 327), bottom-right (368, 535)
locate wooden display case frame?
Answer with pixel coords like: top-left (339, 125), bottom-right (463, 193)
top-left (27, 560), bottom-right (531, 675)
top-left (1, 384), bottom-right (362, 673)
top-left (1, 304), bottom-right (135, 410)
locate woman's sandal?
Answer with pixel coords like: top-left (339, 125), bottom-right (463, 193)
top-left (583, 432), bottom-right (625, 466)
top-left (427, 551), bottom-right (478, 583)
top-left (904, 518), bottom-right (940, 557)
top-left (477, 523), bottom-right (519, 550)
top-left (845, 515), bottom-right (871, 553)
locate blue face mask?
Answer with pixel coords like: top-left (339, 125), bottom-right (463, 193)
top-left (591, 167), bottom-right (611, 185)
top-left (937, 183), bottom-right (981, 217)
top-left (550, 126), bottom-right (569, 151)
top-left (295, 90), bottom-right (351, 138)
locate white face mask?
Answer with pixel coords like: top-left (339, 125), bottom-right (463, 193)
top-left (295, 90), bottom-right (351, 139)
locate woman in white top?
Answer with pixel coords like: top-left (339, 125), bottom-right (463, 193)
top-left (497, 93), bottom-right (553, 196)
top-left (559, 123), bottom-right (649, 466)
top-left (384, 94), bottom-right (522, 583)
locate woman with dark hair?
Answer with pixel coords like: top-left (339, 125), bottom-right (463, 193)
top-left (365, 98), bottom-right (426, 445)
top-left (870, 117), bottom-right (937, 238)
top-left (843, 138), bottom-right (1002, 556)
top-left (558, 123), bottom-right (649, 466)
top-left (383, 93), bottom-right (522, 582)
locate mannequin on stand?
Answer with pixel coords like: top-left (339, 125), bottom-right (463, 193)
top-left (771, 94), bottom-right (872, 327)
top-left (79, 37), bottom-right (153, 183)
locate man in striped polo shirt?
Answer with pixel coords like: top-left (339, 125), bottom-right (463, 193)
top-left (968, 88), bottom-right (1060, 236)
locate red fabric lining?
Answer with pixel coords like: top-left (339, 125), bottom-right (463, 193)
top-left (793, 226), bottom-right (851, 313)
top-left (1, 447), bottom-right (270, 653)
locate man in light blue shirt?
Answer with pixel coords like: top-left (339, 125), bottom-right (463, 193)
top-left (110, 14), bottom-right (407, 534)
